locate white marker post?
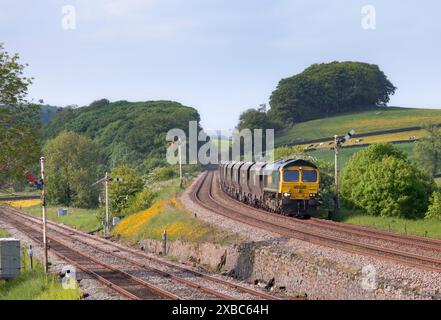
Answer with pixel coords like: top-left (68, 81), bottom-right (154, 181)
top-left (178, 138), bottom-right (183, 189)
top-left (40, 157), bottom-right (48, 273)
top-left (104, 172), bottom-right (110, 235)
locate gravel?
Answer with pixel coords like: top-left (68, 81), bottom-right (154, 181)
top-left (180, 172), bottom-right (441, 300)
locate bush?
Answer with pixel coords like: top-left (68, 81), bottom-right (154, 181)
top-left (340, 144), bottom-right (435, 218)
top-left (120, 188), bottom-right (156, 218)
top-left (108, 165), bottom-right (143, 214)
top-left (426, 190), bottom-right (441, 220)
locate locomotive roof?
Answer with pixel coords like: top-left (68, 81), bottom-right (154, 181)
top-left (263, 158), bottom-right (317, 172)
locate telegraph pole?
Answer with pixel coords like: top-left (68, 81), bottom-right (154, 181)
top-left (40, 157), bottom-right (48, 273)
top-left (334, 135), bottom-right (340, 210)
top-left (105, 172), bottom-right (110, 235)
top-left (178, 138), bottom-right (183, 189)
top-left (333, 130), bottom-right (355, 212)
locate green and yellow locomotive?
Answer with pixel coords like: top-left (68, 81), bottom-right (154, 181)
top-left (219, 159), bottom-right (320, 217)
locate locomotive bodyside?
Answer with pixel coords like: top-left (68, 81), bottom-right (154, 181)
top-left (219, 158), bottom-right (320, 217)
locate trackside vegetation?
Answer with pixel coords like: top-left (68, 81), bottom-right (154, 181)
top-left (0, 229), bottom-right (82, 300)
top-left (113, 180), bottom-right (240, 245)
top-left (340, 144), bottom-right (435, 218)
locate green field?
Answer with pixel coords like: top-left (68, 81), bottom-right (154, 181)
top-left (308, 142), bottom-right (415, 168)
top-left (21, 206), bottom-right (101, 233)
top-left (276, 107), bottom-right (441, 146)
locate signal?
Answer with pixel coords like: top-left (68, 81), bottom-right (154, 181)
top-left (25, 172), bottom-right (43, 190)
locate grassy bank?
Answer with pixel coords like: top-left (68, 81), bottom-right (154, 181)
top-left (114, 180), bottom-right (240, 245)
top-left (0, 228), bottom-right (82, 300)
top-left (320, 207), bottom-right (441, 239)
top-left (276, 107), bottom-right (441, 145)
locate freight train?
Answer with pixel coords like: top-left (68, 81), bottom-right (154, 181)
top-left (219, 159), bottom-right (320, 217)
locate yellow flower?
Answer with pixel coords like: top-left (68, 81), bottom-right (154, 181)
top-left (0, 199), bottom-right (40, 208)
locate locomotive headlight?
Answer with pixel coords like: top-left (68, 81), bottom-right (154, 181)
top-left (309, 193), bottom-right (317, 197)
top-left (283, 192), bottom-right (291, 198)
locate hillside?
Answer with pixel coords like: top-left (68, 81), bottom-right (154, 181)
top-left (43, 100), bottom-right (201, 172)
top-left (39, 105), bottom-right (61, 125)
top-left (275, 107), bottom-right (441, 146)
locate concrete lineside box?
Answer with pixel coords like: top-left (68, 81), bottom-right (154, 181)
top-left (0, 238), bottom-right (21, 279)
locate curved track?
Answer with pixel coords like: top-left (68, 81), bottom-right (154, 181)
top-left (0, 206), bottom-right (281, 300)
top-left (192, 170), bottom-right (441, 273)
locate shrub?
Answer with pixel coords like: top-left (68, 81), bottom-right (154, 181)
top-left (108, 165), bottom-right (143, 214)
top-left (120, 188), bottom-right (156, 218)
top-left (340, 144), bottom-right (435, 218)
top-left (426, 190), bottom-right (441, 220)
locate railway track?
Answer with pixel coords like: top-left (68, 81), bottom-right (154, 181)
top-left (0, 206), bottom-right (281, 301)
top-left (192, 170), bottom-right (441, 273)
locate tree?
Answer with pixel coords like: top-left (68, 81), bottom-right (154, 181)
top-left (268, 61), bottom-right (396, 126)
top-left (237, 108), bottom-right (281, 131)
top-left (108, 165), bottom-right (144, 215)
top-left (426, 190), bottom-right (441, 221)
top-left (0, 43), bottom-right (40, 186)
top-left (44, 131), bottom-right (100, 208)
top-left (413, 124), bottom-right (441, 177)
top-left (340, 144), bottom-right (435, 218)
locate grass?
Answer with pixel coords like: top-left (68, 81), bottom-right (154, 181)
top-left (298, 129), bottom-right (425, 150)
top-left (0, 229), bottom-right (82, 300)
top-left (0, 228), bottom-right (9, 238)
top-left (276, 107), bottom-right (441, 146)
top-left (324, 207), bottom-right (441, 239)
top-left (0, 189), bottom-right (39, 199)
top-left (20, 206), bottom-right (101, 233)
top-left (307, 141), bottom-right (415, 168)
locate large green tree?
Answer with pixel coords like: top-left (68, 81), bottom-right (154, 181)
top-left (44, 131), bottom-right (100, 208)
top-left (340, 144), bottom-right (434, 218)
top-left (0, 43), bottom-right (40, 186)
top-left (413, 124), bottom-right (441, 177)
top-left (268, 61), bottom-right (396, 126)
top-left (237, 108), bottom-right (281, 131)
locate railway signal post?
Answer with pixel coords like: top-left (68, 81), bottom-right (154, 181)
top-left (40, 157), bottom-right (48, 273)
top-left (333, 130), bottom-right (355, 212)
top-left (178, 138), bottom-right (183, 189)
top-left (105, 172), bottom-right (110, 235)
top-left (93, 173), bottom-right (123, 235)
top-left (334, 135), bottom-right (340, 210)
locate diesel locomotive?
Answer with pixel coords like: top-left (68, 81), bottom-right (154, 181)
top-left (219, 159), bottom-right (320, 217)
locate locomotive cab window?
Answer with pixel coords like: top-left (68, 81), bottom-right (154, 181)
top-left (283, 170), bottom-right (299, 182)
top-left (302, 170), bottom-right (317, 182)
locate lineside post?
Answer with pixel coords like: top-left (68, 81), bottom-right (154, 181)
top-left (178, 138), bottom-right (183, 189)
top-left (334, 135), bottom-right (340, 210)
top-left (105, 172), bottom-right (110, 235)
top-left (40, 157), bottom-right (48, 273)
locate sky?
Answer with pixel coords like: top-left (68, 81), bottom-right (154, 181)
top-left (1, 0), bottom-right (440, 130)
